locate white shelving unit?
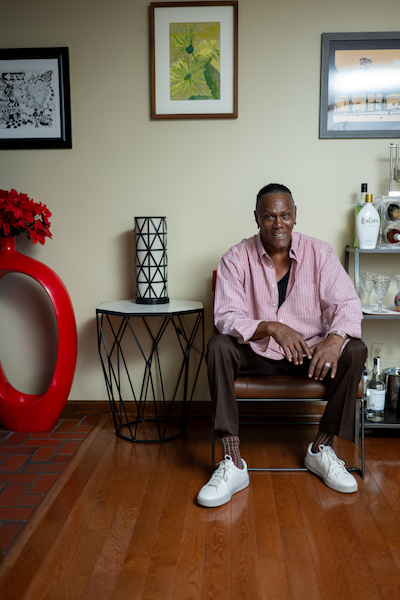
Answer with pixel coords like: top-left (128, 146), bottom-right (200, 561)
top-left (345, 246), bottom-right (400, 429)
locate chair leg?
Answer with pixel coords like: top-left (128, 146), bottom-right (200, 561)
top-left (360, 396), bottom-right (365, 477)
top-left (211, 415), bottom-right (215, 475)
top-left (354, 397), bottom-right (360, 444)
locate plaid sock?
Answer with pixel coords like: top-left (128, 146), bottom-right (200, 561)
top-left (220, 435), bottom-right (244, 469)
top-left (312, 430), bottom-right (334, 453)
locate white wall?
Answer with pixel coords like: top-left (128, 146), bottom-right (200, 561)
top-left (1, 0), bottom-right (399, 403)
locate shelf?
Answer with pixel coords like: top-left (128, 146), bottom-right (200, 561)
top-left (364, 409), bottom-right (400, 429)
top-left (346, 246), bottom-right (400, 254)
top-left (346, 246), bottom-right (400, 431)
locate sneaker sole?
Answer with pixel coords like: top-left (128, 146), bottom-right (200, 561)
top-left (304, 458), bottom-right (358, 494)
top-left (197, 475), bottom-right (250, 508)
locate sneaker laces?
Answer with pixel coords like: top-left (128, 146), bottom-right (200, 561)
top-left (319, 444), bottom-right (347, 479)
top-left (208, 455), bottom-right (234, 488)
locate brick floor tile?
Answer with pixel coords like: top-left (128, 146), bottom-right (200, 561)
top-left (0, 522), bottom-right (25, 552)
top-left (0, 473), bottom-right (37, 484)
top-left (0, 446), bottom-right (37, 455)
top-left (18, 494), bottom-right (44, 508)
top-left (80, 416), bottom-right (101, 427)
top-left (22, 463), bottom-right (66, 474)
top-left (54, 419), bottom-right (81, 433)
top-left (29, 474), bottom-right (58, 494)
top-left (59, 441), bottom-right (82, 455)
top-left (0, 484), bottom-right (30, 506)
top-left (51, 455), bottom-right (70, 464)
top-left (0, 455), bottom-right (29, 472)
top-left (50, 432), bottom-right (87, 440)
top-left (0, 506), bottom-right (35, 520)
top-left (32, 447), bottom-right (59, 462)
top-left (3, 433), bottom-right (30, 446)
top-left (22, 439), bottom-right (64, 448)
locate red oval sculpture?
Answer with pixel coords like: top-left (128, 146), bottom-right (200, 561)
top-left (0, 237), bottom-right (77, 431)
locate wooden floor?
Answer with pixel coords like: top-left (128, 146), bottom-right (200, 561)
top-left (0, 415), bottom-right (400, 599)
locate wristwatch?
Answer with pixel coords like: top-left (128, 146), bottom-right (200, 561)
top-left (328, 330), bottom-right (348, 340)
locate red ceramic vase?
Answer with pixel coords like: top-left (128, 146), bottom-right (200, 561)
top-left (0, 237), bottom-right (77, 431)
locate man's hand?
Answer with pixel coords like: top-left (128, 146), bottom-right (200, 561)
top-left (251, 322), bottom-right (312, 365)
top-left (308, 335), bottom-right (344, 380)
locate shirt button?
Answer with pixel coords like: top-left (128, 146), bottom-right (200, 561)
top-left (272, 283), bottom-right (275, 288)
top-left (280, 319), bottom-right (283, 323)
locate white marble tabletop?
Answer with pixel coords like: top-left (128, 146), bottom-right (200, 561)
top-left (96, 298), bottom-right (204, 316)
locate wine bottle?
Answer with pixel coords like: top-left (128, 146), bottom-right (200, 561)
top-left (354, 183), bottom-right (368, 247)
top-left (385, 228), bottom-right (400, 243)
top-left (387, 202), bottom-right (400, 221)
top-left (366, 356), bottom-right (386, 422)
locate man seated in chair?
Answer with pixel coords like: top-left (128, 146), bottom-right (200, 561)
top-left (197, 183), bottom-right (367, 508)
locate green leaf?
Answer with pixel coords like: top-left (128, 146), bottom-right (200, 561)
top-left (203, 62), bottom-right (220, 99)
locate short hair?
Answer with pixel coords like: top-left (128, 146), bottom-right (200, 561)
top-left (256, 183), bottom-right (294, 212)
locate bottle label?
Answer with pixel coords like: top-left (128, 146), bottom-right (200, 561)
top-left (369, 390), bottom-right (385, 411)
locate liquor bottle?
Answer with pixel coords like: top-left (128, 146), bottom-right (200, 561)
top-left (366, 356), bottom-right (386, 422)
top-left (354, 183), bottom-right (368, 247)
top-left (384, 228), bottom-right (400, 243)
top-left (386, 202), bottom-right (400, 221)
top-left (356, 193), bottom-right (380, 249)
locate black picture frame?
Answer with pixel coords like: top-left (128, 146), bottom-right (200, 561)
top-left (320, 32), bottom-right (400, 139)
top-left (0, 47), bottom-right (72, 149)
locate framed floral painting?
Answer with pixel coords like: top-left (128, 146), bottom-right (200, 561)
top-left (150, 1), bottom-right (238, 119)
top-left (0, 47), bottom-right (72, 149)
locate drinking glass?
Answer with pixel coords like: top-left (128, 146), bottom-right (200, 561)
top-left (360, 271), bottom-right (376, 307)
top-left (395, 273), bottom-right (400, 292)
top-left (372, 275), bottom-right (391, 313)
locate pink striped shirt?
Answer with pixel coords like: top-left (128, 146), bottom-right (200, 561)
top-left (214, 231), bottom-right (363, 360)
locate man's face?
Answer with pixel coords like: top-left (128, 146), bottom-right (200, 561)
top-left (254, 192), bottom-right (296, 254)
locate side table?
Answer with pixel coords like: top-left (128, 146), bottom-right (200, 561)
top-left (96, 299), bottom-right (204, 442)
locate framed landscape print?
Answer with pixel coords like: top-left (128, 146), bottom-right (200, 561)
top-left (320, 32), bottom-right (400, 138)
top-left (150, 1), bottom-right (238, 119)
top-left (0, 47), bottom-right (72, 149)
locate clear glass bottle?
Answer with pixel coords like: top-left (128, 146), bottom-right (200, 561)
top-left (385, 227), bottom-right (400, 243)
top-left (366, 356), bottom-right (386, 422)
top-left (386, 202), bottom-right (400, 221)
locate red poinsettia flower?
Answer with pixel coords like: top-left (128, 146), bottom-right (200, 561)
top-left (0, 189), bottom-right (52, 245)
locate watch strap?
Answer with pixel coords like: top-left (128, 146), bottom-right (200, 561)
top-left (328, 330), bottom-right (348, 340)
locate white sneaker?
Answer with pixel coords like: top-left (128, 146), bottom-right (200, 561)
top-left (197, 455), bottom-right (250, 508)
top-left (304, 443), bottom-right (358, 494)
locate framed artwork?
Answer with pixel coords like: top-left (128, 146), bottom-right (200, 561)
top-left (320, 32), bottom-right (400, 138)
top-left (150, 1), bottom-right (238, 119)
top-left (0, 47), bottom-right (72, 149)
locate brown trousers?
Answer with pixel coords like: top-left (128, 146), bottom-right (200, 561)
top-left (206, 335), bottom-right (367, 440)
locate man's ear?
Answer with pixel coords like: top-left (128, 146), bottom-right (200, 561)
top-left (254, 210), bottom-right (260, 228)
top-left (294, 206), bottom-right (297, 225)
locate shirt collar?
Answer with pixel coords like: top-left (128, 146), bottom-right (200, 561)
top-left (256, 230), bottom-right (299, 261)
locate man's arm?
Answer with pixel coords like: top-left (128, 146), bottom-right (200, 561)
top-left (250, 321), bottom-right (312, 365)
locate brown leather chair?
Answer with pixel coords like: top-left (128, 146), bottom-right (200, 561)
top-left (211, 271), bottom-right (365, 476)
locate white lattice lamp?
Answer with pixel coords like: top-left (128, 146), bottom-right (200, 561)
top-left (134, 217), bottom-right (169, 304)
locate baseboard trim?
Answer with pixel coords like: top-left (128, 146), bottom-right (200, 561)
top-left (62, 400), bottom-right (324, 420)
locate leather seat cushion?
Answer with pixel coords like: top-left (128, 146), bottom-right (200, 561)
top-left (234, 375), bottom-right (364, 400)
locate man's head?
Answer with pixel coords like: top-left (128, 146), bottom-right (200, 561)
top-left (255, 183), bottom-right (295, 213)
top-left (254, 183), bottom-right (297, 255)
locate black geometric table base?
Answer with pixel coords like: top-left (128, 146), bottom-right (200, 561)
top-left (96, 299), bottom-right (204, 442)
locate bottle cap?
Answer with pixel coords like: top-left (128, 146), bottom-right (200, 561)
top-left (361, 183), bottom-right (368, 192)
top-left (365, 194), bottom-right (373, 203)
